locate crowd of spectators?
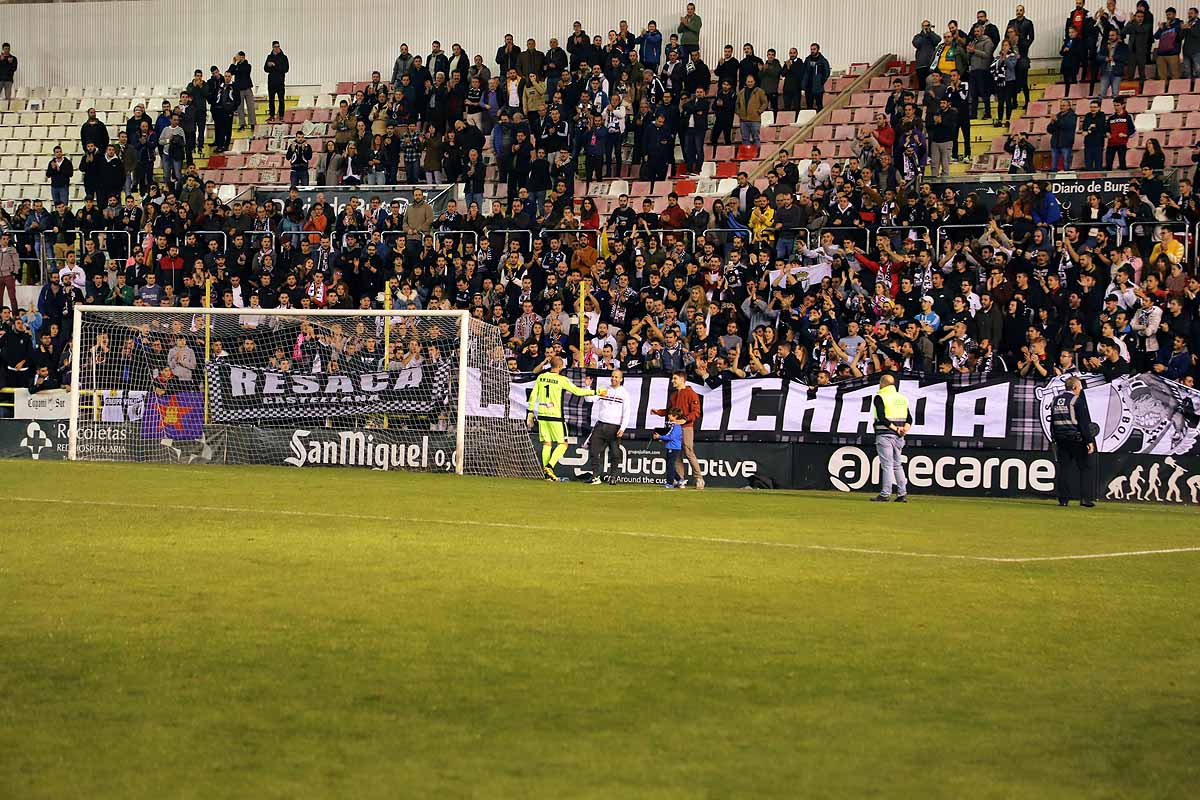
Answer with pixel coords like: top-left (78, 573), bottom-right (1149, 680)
top-left (0, 3), bottom-right (1197, 400)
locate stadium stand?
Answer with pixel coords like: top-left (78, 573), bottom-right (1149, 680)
top-left (0, 3), bottom-right (1196, 404)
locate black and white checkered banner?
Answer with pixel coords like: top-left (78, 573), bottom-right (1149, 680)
top-left (205, 359), bottom-right (452, 422)
top-left (493, 370), bottom-right (1200, 454)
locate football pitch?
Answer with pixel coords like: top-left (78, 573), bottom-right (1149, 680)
top-left (2, 461), bottom-right (1198, 799)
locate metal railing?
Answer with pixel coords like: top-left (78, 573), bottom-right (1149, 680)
top-left (933, 223), bottom-right (990, 253)
top-left (814, 225), bottom-right (872, 253)
top-left (487, 228), bottom-right (533, 254)
top-left (245, 229), bottom-right (276, 252)
top-left (874, 225), bottom-right (929, 251)
top-left (65, 228), bottom-right (134, 265)
top-left (9, 229), bottom-right (49, 283)
top-left (339, 230), bottom-right (414, 252)
top-left (1131, 220), bottom-right (1192, 267)
top-left (538, 228), bottom-right (598, 250)
top-left (1058, 222), bottom-right (1124, 248)
top-left (934, 222), bottom-right (1056, 259)
top-left (644, 228), bottom-right (696, 253)
top-left (433, 229), bottom-right (480, 253)
top-left (701, 226), bottom-right (754, 249)
top-left (277, 230), bottom-right (322, 247)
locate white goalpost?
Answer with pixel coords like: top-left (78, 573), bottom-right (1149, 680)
top-left (67, 305), bottom-right (542, 478)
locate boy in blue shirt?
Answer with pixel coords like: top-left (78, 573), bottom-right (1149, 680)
top-left (653, 407), bottom-right (685, 488)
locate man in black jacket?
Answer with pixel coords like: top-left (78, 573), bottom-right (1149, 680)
top-left (186, 70), bottom-right (209, 156)
top-left (286, 132), bottom-right (312, 188)
top-left (80, 108), bottom-right (109, 154)
top-left (264, 41), bottom-right (289, 122)
top-left (1080, 98), bottom-right (1108, 170)
top-left (1049, 375), bottom-right (1096, 506)
top-left (0, 43), bottom-right (15, 101)
top-left (1007, 5), bottom-right (1036, 107)
top-left (177, 90), bottom-right (198, 166)
top-left (496, 34), bottom-right (520, 75)
top-left (946, 70), bottom-right (971, 162)
top-left (927, 96), bottom-right (958, 177)
top-left (99, 144), bottom-right (125, 204)
top-left (229, 51), bottom-right (256, 130)
top-left (211, 72), bottom-right (238, 152)
top-left (683, 50), bottom-right (711, 95)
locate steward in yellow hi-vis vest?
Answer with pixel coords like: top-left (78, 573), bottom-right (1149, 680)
top-left (871, 374), bottom-right (912, 502)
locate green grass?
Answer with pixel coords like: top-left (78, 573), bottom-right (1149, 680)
top-left (1, 461), bottom-right (1198, 799)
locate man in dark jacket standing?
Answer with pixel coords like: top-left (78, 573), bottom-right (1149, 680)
top-left (45, 147), bottom-right (73, 207)
top-left (781, 47), bottom-right (803, 111)
top-left (99, 144), bottom-right (125, 205)
top-left (187, 70), bottom-right (210, 156)
top-left (1049, 376), bottom-right (1096, 506)
top-left (0, 43), bottom-right (16, 101)
top-left (801, 43), bottom-right (831, 110)
top-left (1123, 8), bottom-right (1152, 84)
top-left (264, 41), bottom-right (289, 122)
top-left (1007, 5), bottom-right (1036, 107)
top-left (1183, 7), bottom-right (1200, 78)
top-left (913, 21), bottom-right (940, 90)
top-left (1080, 98), bottom-right (1108, 170)
top-left (80, 108), bottom-right (109, 154)
top-left (1048, 99), bottom-right (1078, 171)
top-left (927, 96), bottom-right (958, 177)
top-left (211, 71), bottom-right (238, 152)
top-left (229, 51), bottom-right (256, 130)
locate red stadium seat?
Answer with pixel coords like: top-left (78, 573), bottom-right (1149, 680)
top-left (1042, 84), bottom-right (1066, 100)
top-left (713, 162), bottom-right (738, 178)
top-left (1142, 79), bottom-right (1168, 96)
top-left (1167, 130), bottom-right (1194, 148)
top-left (1126, 96), bottom-right (1150, 113)
top-left (1178, 94), bottom-right (1200, 111)
top-left (830, 109), bottom-right (853, 125)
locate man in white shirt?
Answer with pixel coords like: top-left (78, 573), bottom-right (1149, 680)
top-left (56, 251), bottom-right (86, 290)
top-left (587, 369), bottom-right (634, 484)
top-left (590, 321), bottom-right (619, 355)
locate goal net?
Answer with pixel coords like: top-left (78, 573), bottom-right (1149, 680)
top-left (67, 306), bottom-right (542, 478)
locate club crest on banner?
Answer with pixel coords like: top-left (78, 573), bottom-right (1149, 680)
top-left (1036, 373), bottom-right (1200, 455)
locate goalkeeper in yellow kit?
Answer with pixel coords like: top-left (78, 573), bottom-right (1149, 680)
top-left (528, 356), bottom-right (607, 480)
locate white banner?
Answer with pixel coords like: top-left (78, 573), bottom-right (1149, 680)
top-left (11, 389), bottom-right (70, 420)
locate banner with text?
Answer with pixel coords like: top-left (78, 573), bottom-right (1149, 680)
top-left (11, 389), bottom-right (70, 420)
top-left (205, 360), bottom-right (452, 422)
top-left (488, 371), bottom-right (1200, 456)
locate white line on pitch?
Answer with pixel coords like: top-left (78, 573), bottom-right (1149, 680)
top-left (11, 496), bottom-right (1200, 565)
